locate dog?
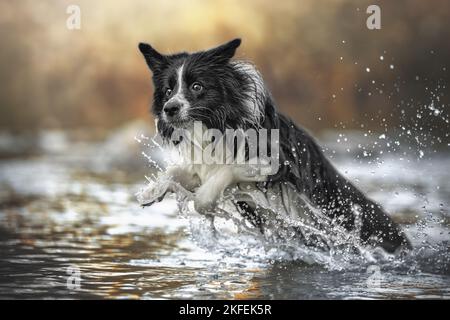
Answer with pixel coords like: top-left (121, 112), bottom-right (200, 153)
top-left (137, 38), bottom-right (410, 253)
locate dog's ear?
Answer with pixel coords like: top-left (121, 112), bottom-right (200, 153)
top-left (204, 38), bottom-right (241, 63)
top-left (138, 42), bottom-right (167, 72)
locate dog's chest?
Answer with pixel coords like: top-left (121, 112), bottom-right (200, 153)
top-left (175, 129), bottom-right (231, 184)
top-left (186, 163), bottom-right (226, 184)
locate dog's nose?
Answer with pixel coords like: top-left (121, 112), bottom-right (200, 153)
top-left (163, 102), bottom-right (181, 117)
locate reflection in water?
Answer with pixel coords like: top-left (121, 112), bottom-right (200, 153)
top-left (0, 134), bottom-right (449, 299)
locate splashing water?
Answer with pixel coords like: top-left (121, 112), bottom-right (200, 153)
top-left (0, 122), bottom-right (448, 298)
top-left (136, 137), bottom-right (449, 275)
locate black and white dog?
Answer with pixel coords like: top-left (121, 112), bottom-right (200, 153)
top-left (138, 38), bottom-right (410, 253)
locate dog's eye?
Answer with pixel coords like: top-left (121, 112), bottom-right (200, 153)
top-left (191, 83), bottom-right (203, 92)
top-left (165, 88), bottom-right (172, 97)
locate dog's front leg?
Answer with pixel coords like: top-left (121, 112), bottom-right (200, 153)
top-left (138, 165), bottom-right (199, 207)
top-left (193, 164), bottom-right (268, 214)
top-left (194, 167), bottom-right (234, 214)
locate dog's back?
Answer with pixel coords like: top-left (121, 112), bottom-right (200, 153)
top-left (261, 108), bottom-right (410, 252)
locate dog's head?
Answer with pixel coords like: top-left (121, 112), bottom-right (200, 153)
top-left (139, 39), bottom-right (264, 138)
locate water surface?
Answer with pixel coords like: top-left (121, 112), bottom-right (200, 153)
top-left (0, 131), bottom-right (449, 299)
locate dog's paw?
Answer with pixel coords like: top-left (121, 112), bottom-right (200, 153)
top-left (193, 189), bottom-right (217, 214)
top-left (136, 180), bottom-right (170, 207)
top-left (194, 199), bottom-right (216, 214)
top-left (140, 193), bottom-right (167, 207)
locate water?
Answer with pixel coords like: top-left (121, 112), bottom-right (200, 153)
top-left (0, 130), bottom-right (449, 299)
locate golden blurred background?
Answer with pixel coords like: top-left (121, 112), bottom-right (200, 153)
top-left (0, 0), bottom-right (449, 136)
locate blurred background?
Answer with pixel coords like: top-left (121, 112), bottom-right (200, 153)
top-left (0, 0), bottom-right (449, 299)
top-left (0, 0), bottom-right (449, 145)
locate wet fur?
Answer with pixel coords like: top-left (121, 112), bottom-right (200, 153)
top-left (138, 39), bottom-right (410, 253)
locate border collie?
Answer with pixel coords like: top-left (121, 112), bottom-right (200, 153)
top-left (137, 38), bottom-right (410, 253)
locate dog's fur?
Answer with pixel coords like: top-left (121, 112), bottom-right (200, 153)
top-left (138, 38), bottom-right (410, 253)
